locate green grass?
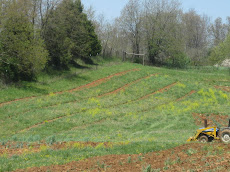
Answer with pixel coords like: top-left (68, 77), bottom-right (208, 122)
top-left (0, 59), bottom-right (230, 171)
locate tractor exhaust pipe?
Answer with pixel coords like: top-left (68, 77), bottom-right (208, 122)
top-left (204, 119), bottom-right (208, 128)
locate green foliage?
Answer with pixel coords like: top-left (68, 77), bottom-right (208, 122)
top-left (209, 34), bottom-right (230, 65)
top-left (166, 51), bottom-right (190, 69)
top-left (0, 2), bottom-right (48, 82)
top-left (46, 136), bottom-right (56, 145)
top-left (142, 164), bottom-right (153, 172)
top-left (86, 21), bottom-right (102, 57)
top-left (0, 163), bottom-right (13, 172)
top-left (186, 148), bottom-right (197, 156)
top-left (127, 156), bottom-right (132, 163)
top-left (147, 28), bottom-right (186, 68)
top-left (43, 0), bottom-right (101, 69)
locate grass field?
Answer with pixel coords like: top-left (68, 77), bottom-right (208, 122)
top-left (0, 60), bottom-right (230, 171)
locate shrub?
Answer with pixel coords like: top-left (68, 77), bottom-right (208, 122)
top-left (166, 51), bottom-right (190, 69)
top-left (0, 4), bottom-right (48, 83)
top-left (209, 34), bottom-right (230, 65)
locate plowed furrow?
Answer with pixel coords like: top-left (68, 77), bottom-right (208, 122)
top-left (214, 85), bottom-right (230, 92)
top-left (98, 73), bottom-right (158, 97)
top-left (138, 82), bottom-right (177, 100)
top-left (15, 143), bottom-right (230, 172)
top-left (65, 68), bottom-right (140, 93)
top-left (176, 90), bottom-right (196, 101)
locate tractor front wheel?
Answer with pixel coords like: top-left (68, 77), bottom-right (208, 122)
top-left (199, 135), bottom-right (208, 143)
top-left (220, 129), bottom-right (230, 144)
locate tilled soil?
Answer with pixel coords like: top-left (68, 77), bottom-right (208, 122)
top-left (215, 85), bottom-right (230, 92)
top-left (15, 143), bottom-right (230, 172)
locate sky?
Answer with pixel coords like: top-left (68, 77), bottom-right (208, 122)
top-left (81, 0), bottom-right (230, 22)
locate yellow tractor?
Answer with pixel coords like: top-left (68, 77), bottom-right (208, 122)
top-left (187, 119), bottom-right (230, 143)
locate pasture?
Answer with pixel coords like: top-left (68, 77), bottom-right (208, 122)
top-left (0, 61), bottom-right (230, 171)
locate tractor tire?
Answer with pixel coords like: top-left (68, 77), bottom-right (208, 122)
top-left (220, 129), bottom-right (230, 144)
top-left (199, 135), bottom-right (208, 143)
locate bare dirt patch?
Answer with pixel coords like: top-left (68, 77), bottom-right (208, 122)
top-left (214, 85), bottom-right (230, 92)
top-left (15, 143), bottom-right (230, 172)
top-left (193, 113), bottom-right (229, 127)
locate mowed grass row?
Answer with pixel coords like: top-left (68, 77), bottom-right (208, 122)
top-left (0, 62), bottom-right (230, 171)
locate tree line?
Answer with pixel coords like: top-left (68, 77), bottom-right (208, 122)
top-left (87, 0), bottom-right (230, 68)
top-left (1, 0), bottom-right (229, 83)
top-left (0, 0), bottom-right (101, 83)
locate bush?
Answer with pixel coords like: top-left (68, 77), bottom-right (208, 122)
top-left (0, 6), bottom-right (48, 83)
top-left (166, 51), bottom-right (190, 69)
top-left (209, 34), bottom-right (230, 65)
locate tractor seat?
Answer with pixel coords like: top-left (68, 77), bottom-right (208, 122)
top-left (199, 127), bottom-right (219, 132)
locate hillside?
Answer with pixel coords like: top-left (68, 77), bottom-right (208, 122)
top-left (0, 62), bottom-right (230, 171)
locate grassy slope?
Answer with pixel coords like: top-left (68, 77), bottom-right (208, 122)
top-left (0, 60), bottom-right (230, 171)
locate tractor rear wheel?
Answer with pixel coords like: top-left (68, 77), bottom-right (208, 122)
top-left (220, 129), bottom-right (230, 144)
top-left (199, 135), bottom-right (208, 143)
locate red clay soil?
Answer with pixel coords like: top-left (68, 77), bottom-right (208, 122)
top-left (138, 82), bottom-right (177, 100)
top-left (176, 90), bottom-right (196, 101)
top-left (0, 141), bottom-right (114, 157)
top-left (18, 115), bottom-right (70, 133)
top-left (214, 85), bottom-right (230, 92)
top-left (98, 73), bottom-right (159, 98)
top-left (193, 113), bottom-right (229, 127)
top-left (0, 96), bottom-right (37, 108)
top-left (15, 143), bottom-right (230, 172)
top-left (96, 82), bottom-right (178, 110)
top-left (66, 69), bottom-right (140, 93)
top-left (19, 115), bottom-right (105, 134)
top-left (0, 69), bottom-right (139, 107)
